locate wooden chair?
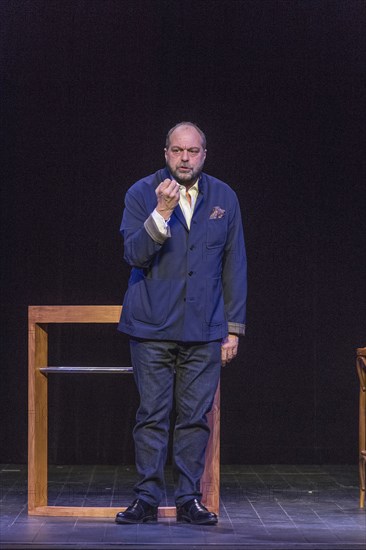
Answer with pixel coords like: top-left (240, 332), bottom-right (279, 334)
top-left (357, 346), bottom-right (366, 508)
top-left (28, 305), bottom-right (220, 517)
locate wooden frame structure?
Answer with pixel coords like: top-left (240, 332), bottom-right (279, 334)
top-left (28, 305), bottom-right (220, 517)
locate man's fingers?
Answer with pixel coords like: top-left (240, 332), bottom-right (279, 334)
top-left (166, 182), bottom-right (180, 199)
top-left (221, 340), bottom-right (238, 366)
top-left (166, 180), bottom-right (180, 198)
top-left (158, 178), bottom-right (179, 193)
top-left (157, 178), bottom-right (173, 190)
top-left (155, 179), bottom-right (180, 218)
top-left (156, 179), bottom-right (180, 200)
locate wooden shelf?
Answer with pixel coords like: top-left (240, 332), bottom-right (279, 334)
top-left (39, 366), bottom-right (133, 375)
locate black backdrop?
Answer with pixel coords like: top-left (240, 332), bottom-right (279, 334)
top-left (1, 0), bottom-right (365, 465)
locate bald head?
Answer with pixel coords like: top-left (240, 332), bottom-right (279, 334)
top-left (165, 122), bottom-right (206, 149)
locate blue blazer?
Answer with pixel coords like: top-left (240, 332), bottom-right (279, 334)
top-left (118, 168), bottom-right (247, 342)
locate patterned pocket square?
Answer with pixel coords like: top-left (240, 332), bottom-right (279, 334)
top-left (209, 206), bottom-right (226, 219)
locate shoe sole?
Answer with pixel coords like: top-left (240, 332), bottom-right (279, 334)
top-left (115, 517), bottom-right (158, 524)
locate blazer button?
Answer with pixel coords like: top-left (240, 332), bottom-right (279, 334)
top-left (188, 271), bottom-right (193, 276)
top-left (189, 245), bottom-right (194, 250)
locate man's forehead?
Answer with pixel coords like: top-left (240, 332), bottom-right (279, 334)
top-left (169, 126), bottom-right (203, 144)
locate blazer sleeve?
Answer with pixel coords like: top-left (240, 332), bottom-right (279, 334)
top-left (120, 186), bottom-right (170, 268)
top-left (222, 195), bottom-right (247, 335)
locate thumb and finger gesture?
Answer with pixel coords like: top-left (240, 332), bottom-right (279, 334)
top-left (156, 179), bottom-right (180, 219)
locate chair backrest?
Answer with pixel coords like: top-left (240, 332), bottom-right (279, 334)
top-left (357, 348), bottom-right (366, 451)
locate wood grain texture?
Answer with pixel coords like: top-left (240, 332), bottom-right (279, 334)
top-left (28, 322), bottom-right (48, 511)
top-left (28, 305), bottom-right (122, 323)
top-left (29, 506), bottom-right (177, 518)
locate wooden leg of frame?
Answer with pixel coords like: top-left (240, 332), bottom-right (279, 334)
top-left (201, 382), bottom-right (220, 515)
top-left (28, 323), bottom-right (48, 513)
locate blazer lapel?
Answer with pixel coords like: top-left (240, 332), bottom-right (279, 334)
top-left (191, 174), bottom-right (204, 219)
top-left (173, 205), bottom-right (188, 230)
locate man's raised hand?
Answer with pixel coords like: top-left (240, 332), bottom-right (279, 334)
top-left (156, 179), bottom-right (180, 219)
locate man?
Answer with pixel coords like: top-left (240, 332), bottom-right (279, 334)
top-left (116, 122), bottom-right (247, 525)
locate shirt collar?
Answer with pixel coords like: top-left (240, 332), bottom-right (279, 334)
top-left (179, 179), bottom-right (199, 196)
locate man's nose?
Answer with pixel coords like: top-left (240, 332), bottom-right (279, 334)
top-left (181, 149), bottom-right (189, 161)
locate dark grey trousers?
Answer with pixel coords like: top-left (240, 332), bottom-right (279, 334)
top-left (130, 338), bottom-right (221, 507)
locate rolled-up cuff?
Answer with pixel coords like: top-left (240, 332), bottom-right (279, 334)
top-left (228, 322), bottom-right (246, 336)
top-left (144, 214), bottom-right (171, 244)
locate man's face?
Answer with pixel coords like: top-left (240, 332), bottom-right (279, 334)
top-left (165, 125), bottom-right (206, 187)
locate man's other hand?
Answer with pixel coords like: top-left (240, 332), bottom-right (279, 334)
top-left (221, 334), bottom-right (239, 367)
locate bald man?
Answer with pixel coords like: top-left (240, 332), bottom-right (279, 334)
top-left (116, 122), bottom-right (247, 525)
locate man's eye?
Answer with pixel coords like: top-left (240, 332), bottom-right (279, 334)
top-left (188, 149), bottom-right (200, 155)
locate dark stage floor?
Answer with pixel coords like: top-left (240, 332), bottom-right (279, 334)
top-left (1, 464), bottom-right (365, 549)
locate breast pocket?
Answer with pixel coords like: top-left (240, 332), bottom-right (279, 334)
top-left (206, 218), bottom-right (227, 250)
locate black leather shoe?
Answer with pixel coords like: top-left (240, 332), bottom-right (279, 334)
top-left (115, 499), bottom-right (158, 524)
top-left (176, 498), bottom-right (218, 525)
